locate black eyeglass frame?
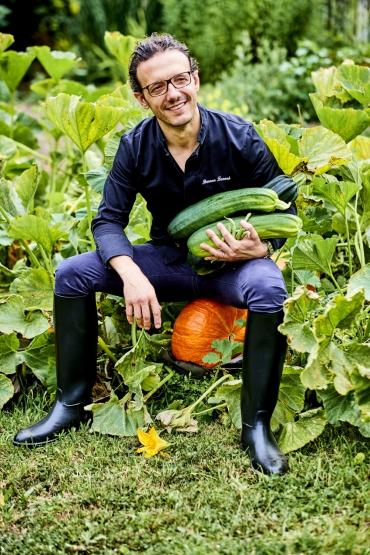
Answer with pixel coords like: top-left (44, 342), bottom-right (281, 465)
top-left (140, 71), bottom-right (193, 97)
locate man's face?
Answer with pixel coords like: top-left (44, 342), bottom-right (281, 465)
top-left (134, 50), bottom-right (200, 129)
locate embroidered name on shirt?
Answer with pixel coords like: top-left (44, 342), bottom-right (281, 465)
top-left (202, 176), bottom-right (231, 184)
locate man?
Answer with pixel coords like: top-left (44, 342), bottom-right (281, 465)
top-left (14, 34), bottom-right (295, 475)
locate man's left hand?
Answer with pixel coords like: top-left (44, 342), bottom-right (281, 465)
top-left (200, 220), bottom-right (268, 261)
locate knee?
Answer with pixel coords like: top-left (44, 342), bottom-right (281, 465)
top-left (55, 255), bottom-right (92, 296)
top-left (243, 261), bottom-right (287, 312)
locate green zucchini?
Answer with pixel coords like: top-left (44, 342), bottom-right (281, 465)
top-left (187, 213), bottom-right (302, 257)
top-left (168, 188), bottom-right (291, 240)
top-left (262, 174), bottom-right (298, 203)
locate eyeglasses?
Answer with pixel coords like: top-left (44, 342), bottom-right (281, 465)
top-left (141, 71), bottom-right (192, 97)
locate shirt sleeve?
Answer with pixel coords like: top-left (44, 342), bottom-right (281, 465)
top-left (242, 124), bottom-right (297, 251)
top-left (92, 137), bottom-right (138, 265)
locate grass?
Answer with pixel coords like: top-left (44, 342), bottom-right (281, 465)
top-left (0, 393), bottom-right (369, 555)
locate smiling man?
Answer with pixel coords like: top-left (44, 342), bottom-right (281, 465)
top-left (14, 34), bottom-right (296, 475)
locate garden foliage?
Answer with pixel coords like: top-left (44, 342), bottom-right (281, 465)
top-left (0, 32), bottom-right (369, 453)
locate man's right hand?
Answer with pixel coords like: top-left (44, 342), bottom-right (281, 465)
top-left (109, 255), bottom-right (162, 330)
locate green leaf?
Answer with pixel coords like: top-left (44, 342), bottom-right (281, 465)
top-left (88, 392), bottom-right (150, 436)
top-left (0, 295), bottom-right (49, 338)
top-left (104, 32), bottom-right (137, 82)
top-left (301, 341), bottom-right (333, 390)
top-left (256, 120), bottom-right (304, 175)
top-left (347, 264), bottom-right (370, 301)
top-left (0, 33), bottom-right (14, 53)
top-left (9, 267), bottom-right (54, 310)
top-left (30, 46), bottom-right (79, 81)
top-left (211, 379), bottom-right (242, 428)
top-left (0, 373), bottom-right (14, 409)
top-left (0, 177), bottom-right (24, 216)
top-left (314, 291), bottom-right (364, 339)
top-left (311, 66), bottom-right (343, 98)
top-left (45, 93), bottom-right (123, 153)
top-left (14, 165), bottom-right (39, 213)
top-left (279, 286), bottom-right (319, 353)
top-left (292, 234), bottom-right (339, 276)
top-left (337, 63), bottom-right (370, 106)
top-left (349, 135), bottom-right (370, 160)
top-left (319, 386), bottom-right (370, 437)
top-left (299, 125), bottom-right (352, 172)
top-left (309, 93), bottom-right (370, 143)
top-left (278, 408), bottom-right (327, 454)
top-left (85, 166), bottom-right (109, 194)
top-left (8, 214), bottom-right (67, 255)
top-left (0, 332), bottom-right (20, 374)
top-left (311, 176), bottom-right (360, 217)
top-left (20, 331), bottom-right (56, 394)
top-left (0, 50), bottom-right (35, 92)
top-left (272, 366), bottom-right (306, 429)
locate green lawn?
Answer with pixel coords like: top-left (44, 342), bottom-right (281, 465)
top-left (0, 396), bottom-right (369, 555)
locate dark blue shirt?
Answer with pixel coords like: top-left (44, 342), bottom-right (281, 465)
top-left (92, 105), bottom-right (295, 265)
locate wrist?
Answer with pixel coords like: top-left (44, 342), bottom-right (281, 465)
top-left (261, 241), bottom-right (274, 259)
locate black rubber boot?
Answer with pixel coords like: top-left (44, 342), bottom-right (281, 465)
top-left (13, 293), bottom-right (97, 447)
top-left (241, 310), bottom-right (289, 475)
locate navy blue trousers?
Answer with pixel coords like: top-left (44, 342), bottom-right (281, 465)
top-left (55, 244), bottom-right (287, 313)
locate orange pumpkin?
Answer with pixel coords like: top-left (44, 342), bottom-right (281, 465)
top-left (171, 298), bottom-right (247, 368)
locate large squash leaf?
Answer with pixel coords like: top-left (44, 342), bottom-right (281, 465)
top-left (347, 264), bottom-right (370, 301)
top-left (299, 125), bottom-right (352, 172)
top-left (0, 33), bottom-right (14, 53)
top-left (0, 49), bottom-right (35, 91)
top-left (30, 46), bottom-right (79, 81)
top-left (0, 374), bottom-right (14, 409)
top-left (278, 408), bottom-right (327, 453)
top-left (309, 93), bottom-right (370, 143)
top-left (279, 286), bottom-right (319, 353)
top-left (0, 333), bottom-right (20, 374)
top-left (0, 295), bottom-right (49, 338)
top-left (104, 32), bottom-right (137, 82)
top-left (8, 214), bottom-right (67, 255)
top-left (45, 93), bottom-right (123, 153)
top-left (9, 267), bottom-right (54, 311)
top-left (337, 63), bottom-right (370, 106)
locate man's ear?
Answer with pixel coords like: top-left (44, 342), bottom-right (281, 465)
top-left (192, 70), bottom-right (200, 91)
top-left (134, 92), bottom-right (150, 109)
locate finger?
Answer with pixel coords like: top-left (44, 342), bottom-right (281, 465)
top-left (200, 242), bottom-right (228, 258)
top-left (125, 303), bottom-right (134, 323)
top-left (216, 223), bottom-right (238, 247)
top-left (205, 229), bottom-right (233, 254)
top-left (140, 303), bottom-right (152, 330)
top-left (240, 220), bottom-right (259, 241)
top-left (133, 303), bottom-right (144, 328)
top-left (150, 298), bottom-right (162, 329)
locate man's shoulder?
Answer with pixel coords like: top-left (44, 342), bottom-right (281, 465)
top-left (201, 105), bottom-right (253, 131)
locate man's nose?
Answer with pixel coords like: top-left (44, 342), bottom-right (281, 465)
top-left (166, 81), bottom-right (181, 99)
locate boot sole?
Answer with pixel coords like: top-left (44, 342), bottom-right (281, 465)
top-left (13, 436), bottom-right (59, 448)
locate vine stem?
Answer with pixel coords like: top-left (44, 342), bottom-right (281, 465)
top-left (187, 373), bottom-right (232, 413)
top-left (98, 336), bottom-right (117, 363)
top-left (81, 151), bottom-right (94, 247)
top-left (348, 194), bottom-right (365, 268)
top-left (193, 402), bottom-right (227, 417)
top-left (131, 320), bottom-right (137, 346)
top-left (143, 368), bottom-right (175, 402)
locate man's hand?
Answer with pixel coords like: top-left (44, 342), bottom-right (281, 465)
top-left (109, 256), bottom-right (161, 330)
top-left (200, 220), bottom-right (268, 262)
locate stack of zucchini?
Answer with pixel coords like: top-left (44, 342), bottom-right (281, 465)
top-left (167, 175), bottom-right (302, 261)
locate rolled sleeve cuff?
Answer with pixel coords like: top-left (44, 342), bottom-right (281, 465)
top-left (94, 233), bottom-right (134, 266)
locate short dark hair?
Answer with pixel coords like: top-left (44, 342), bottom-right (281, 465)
top-left (129, 33), bottom-right (198, 93)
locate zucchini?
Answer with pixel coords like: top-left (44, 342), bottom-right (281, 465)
top-left (168, 188), bottom-right (291, 240)
top-left (187, 213), bottom-right (302, 257)
top-left (262, 174), bottom-right (298, 203)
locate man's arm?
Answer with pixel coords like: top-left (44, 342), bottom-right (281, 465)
top-left (92, 138), bottom-right (162, 329)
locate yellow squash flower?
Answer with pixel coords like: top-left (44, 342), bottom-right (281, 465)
top-left (136, 426), bottom-right (170, 458)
